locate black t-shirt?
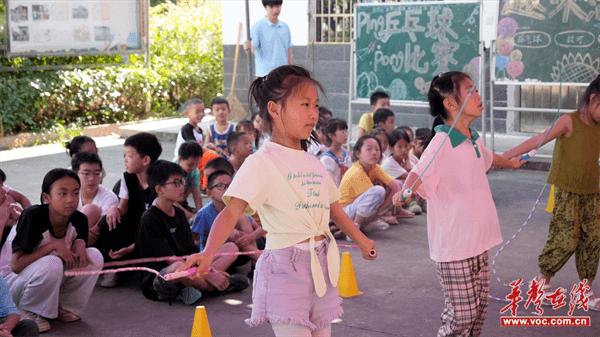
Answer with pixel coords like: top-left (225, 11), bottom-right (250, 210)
top-left (123, 172), bottom-right (156, 240)
top-left (12, 204), bottom-right (88, 254)
top-left (181, 123), bottom-right (203, 142)
top-left (137, 206), bottom-right (196, 298)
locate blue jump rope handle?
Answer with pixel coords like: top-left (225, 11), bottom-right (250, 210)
top-left (521, 149), bottom-right (537, 161)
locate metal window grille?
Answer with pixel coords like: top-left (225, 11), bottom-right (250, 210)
top-left (311, 0), bottom-right (429, 44)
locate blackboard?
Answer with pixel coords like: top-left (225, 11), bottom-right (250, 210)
top-left (354, 1), bottom-right (480, 102)
top-left (495, 0), bottom-right (600, 84)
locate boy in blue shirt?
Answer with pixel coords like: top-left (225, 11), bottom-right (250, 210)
top-left (192, 171), bottom-right (263, 263)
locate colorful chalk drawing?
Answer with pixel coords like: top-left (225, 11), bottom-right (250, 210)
top-left (356, 71), bottom-right (379, 99)
top-left (496, 0), bottom-right (600, 83)
top-left (550, 53), bottom-right (600, 82)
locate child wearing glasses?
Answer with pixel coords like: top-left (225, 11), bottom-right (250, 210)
top-left (192, 171), bottom-right (263, 262)
top-left (71, 152), bottom-right (118, 246)
top-left (137, 160), bottom-right (249, 304)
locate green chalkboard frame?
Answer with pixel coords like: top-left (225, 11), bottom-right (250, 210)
top-left (493, 0), bottom-right (600, 86)
top-left (352, 1), bottom-right (482, 104)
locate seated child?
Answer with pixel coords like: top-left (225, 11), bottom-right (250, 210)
top-left (201, 157), bottom-right (235, 190)
top-left (319, 118), bottom-right (351, 186)
top-left (72, 152), bottom-right (118, 245)
top-left (96, 132), bottom-right (162, 288)
top-left (358, 91), bottom-right (390, 137)
top-left (411, 127), bottom-right (432, 165)
top-left (339, 135), bottom-right (404, 232)
top-left (175, 141), bottom-right (203, 215)
top-left (251, 112), bottom-right (270, 148)
top-left (382, 129), bottom-right (421, 215)
top-left (173, 98), bottom-right (206, 160)
top-left (0, 169), bottom-right (31, 248)
top-left (373, 108), bottom-right (395, 137)
top-left (235, 119), bottom-right (260, 151)
top-left (65, 135), bottom-right (97, 159)
top-left (5, 169), bottom-right (103, 333)
top-left (137, 160), bottom-right (249, 303)
top-left (206, 97), bottom-right (235, 156)
top-left (0, 276), bottom-right (38, 337)
top-left (370, 128), bottom-right (391, 159)
top-left (192, 170), bottom-right (263, 262)
top-left (227, 131), bottom-right (254, 172)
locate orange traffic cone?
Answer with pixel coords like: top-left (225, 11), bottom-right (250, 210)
top-left (337, 251), bottom-right (363, 298)
top-left (545, 185), bottom-right (555, 213)
top-left (190, 306), bottom-right (212, 337)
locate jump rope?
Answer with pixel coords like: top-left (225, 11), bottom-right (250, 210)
top-left (66, 85), bottom-right (562, 302)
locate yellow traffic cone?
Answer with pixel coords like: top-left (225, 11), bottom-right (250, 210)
top-left (545, 185), bottom-right (555, 213)
top-left (337, 251), bottom-right (363, 298)
top-left (190, 306), bottom-right (212, 337)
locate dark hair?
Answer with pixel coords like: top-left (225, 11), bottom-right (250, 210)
top-left (352, 135), bottom-right (381, 162)
top-left (210, 96), bottom-right (230, 109)
top-left (248, 65), bottom-right (324, 151)
top-left (370, 91), bottom-right (390, 106)
top-left (323, 118), bottom-right (348, 145)
top-left (41, 168), bottom-right (80, 203)
top-left (428, 71), bottom-right (471, 139)
top-left (205, 157), bottom-right (235, 175)
top-left (389, 128), bottom-right (411, 148)
top-left (71, 152), bottom-right (103, 172)
top-left (0, 169), bottom-right (5, 183)
top-left (262, 0), bottom-right (282, 6)
top-left (227, 131), bottom-right (247, 154)
top-left (236, 119), bottom-right (259, 148)
top-left (396, 125), bottom-right (414, 142)
top-left (579, 74), bottom-right (600, 112)
top-left (179, 98), bottom-right (204, 114)
top-left (415, 128), bottom-right (432, 143)
top-left (373, 108), bottom-right (395, 126)
top-left (124, 132), bottom-right (162, 164)
top-left (207, 170), bottom-right (232, 189)
top-left (147, 160), bottom-right (185, 192)
top-left (178, 141), bottom-right (203, 160)
top-left (318, 106), bottom-right (333, 120)
top-left (65, 135), bottom-right (96, 157)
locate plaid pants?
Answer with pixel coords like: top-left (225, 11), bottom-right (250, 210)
top-left (436, 252), bottom-right (490, 337)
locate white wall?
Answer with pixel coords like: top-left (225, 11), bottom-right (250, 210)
top-left (220, 0), bottom-right (309, 46)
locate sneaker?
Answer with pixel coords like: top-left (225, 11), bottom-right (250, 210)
top-left (100, 273), bottom-right (119, 288)
top-left (364, 219), bottom-right (390, 232)
top-left (57, 308), bottom-right (81, 322)
top-left (407, 201), bottom-right (423, 215)
top-left (177, 287), bottom-right (203, 305)
top-left (224, 274), bottom-right (250, 294)
top-left (21, 310), bottom-right (51, 333)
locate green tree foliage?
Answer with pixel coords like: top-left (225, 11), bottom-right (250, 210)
top-left (0, 1), bottom-right (223, 135)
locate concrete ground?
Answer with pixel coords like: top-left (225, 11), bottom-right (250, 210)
top-left (0, 130), bottom-right (598, 337)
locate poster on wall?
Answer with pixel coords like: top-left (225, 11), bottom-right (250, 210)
top-left (6, 0), bottom-right (146, 56)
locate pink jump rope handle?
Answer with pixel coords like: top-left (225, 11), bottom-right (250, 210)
top-left (368, 249), bottom-right (377, 258)
top-left (163, 267), bottom-right (198, 281)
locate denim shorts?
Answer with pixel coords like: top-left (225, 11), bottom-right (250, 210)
top-left (245, 240), bottom-right (343, 331)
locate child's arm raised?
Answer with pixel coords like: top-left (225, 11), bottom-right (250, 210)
top-left (502, 114), bottom-right (572, 159)
top-left (492, 154), bottom-right (525, 169)
top-left (330, 202), bottom-right (376, 260)
top-left (182, 197), bottom-right (248, 275)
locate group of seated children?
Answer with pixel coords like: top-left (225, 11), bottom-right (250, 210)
top-left (0, 91), bottom-right (431, 333)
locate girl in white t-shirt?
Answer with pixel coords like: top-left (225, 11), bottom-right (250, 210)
top-left (71, 152), bottom-right (118, 246)
top-left (182, 65), bottom-right (376, 337)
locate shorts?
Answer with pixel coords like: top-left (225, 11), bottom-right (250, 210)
top-left (246, 240), bottom-right (342, 331)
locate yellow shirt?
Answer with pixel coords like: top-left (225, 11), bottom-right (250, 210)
top-left (339, 162), bottom-right (393, 207)
top-left (223, 142), bottom-right (340, 297)
top-left (358, 112), bottom-right (374, 134)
